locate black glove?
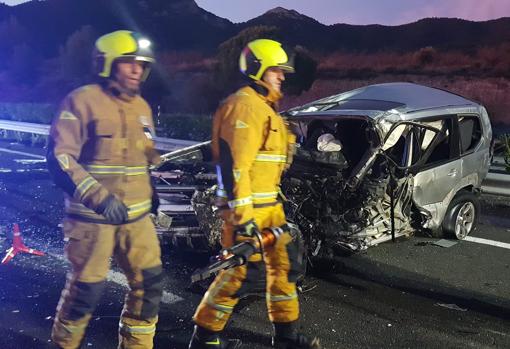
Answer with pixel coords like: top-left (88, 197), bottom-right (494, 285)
top-left (97, 194), bottom-right (129, 224)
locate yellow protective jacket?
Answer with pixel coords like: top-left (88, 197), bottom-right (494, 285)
top-left (47, 82), bottom-right (160, 223)
top-left (211, 81), bottom-right (295, 226)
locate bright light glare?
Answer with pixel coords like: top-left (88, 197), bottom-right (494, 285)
top-left (138, 39), bottom-right (151, 49)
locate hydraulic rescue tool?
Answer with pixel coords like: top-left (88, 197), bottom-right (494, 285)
top-left (191, 226), bottom-right (285, 283)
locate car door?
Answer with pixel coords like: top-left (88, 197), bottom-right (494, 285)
top-left (412, 115), bottom-right (461, 206)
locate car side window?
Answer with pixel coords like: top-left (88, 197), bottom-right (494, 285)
top-left (384, 124), bottom-right (410, 167)
top-left (418, 117), bottom-right (455, 166)
top-left (458, 115), bottom-right (482, 155)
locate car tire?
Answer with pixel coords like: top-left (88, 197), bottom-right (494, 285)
top-left (441, 191), bottom-right (480, 240)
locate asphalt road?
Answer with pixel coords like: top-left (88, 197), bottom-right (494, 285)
top-left (0, 141), bottom-right (509, 349)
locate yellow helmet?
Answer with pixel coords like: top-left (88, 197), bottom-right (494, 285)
top-left (239, 39), bottom-right (294, 81)
top-left (94, 30), bottom-right (155, 81)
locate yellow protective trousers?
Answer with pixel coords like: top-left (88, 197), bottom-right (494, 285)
top-left (51, 215), bottom-right (163, 349)
top-left (193, 203), bottom-right (302, 332)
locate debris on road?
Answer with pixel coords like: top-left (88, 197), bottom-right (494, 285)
top-left (435, 303), bottom-right (467, 312)
top-left (297, 282), bottom-right (318, 294)
top-left (414, 241), bottom-right (434, 246)
top-left (433, 239), bottom-right (458, 248)
top-left (415, 239), bottom-right (458, 248)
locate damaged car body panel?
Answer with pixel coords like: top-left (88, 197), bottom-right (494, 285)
top-left (153, 82), bottom-right (492, 255)
top-left (151, 141), bottom-right (217, 250)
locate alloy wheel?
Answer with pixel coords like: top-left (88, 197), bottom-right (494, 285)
top-left (454, 202), bottom-right (475, 239)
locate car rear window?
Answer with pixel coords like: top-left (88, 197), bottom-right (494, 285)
top-left (458, 115), bottom-right (482, 154)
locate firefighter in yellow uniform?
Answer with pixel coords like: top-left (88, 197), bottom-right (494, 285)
top-left (47, 30), bottom-right (163, 349)
top-left (188, 39), bottom-right (321, 349)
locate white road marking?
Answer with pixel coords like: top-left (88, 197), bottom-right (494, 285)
top-left (14, 159), bottom-right (46, 164)
top-left (0, 147), bottom-right (45, 159)
top-left (486, 329), bottom-right (510, 337)
top-left (464, 236), bottom-right (510, 250)
top-left (49, 252), bottom-right (183, 304)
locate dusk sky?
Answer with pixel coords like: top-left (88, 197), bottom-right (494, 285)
top-left (195, 0), bottom-right (510, 25)
top-left (2, 0), bottom-right (510, 25)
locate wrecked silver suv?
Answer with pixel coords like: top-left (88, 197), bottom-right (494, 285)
top-left (153, 83), bottom-right (492, 257)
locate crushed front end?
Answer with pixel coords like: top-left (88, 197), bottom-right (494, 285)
top-left (281, 116), bottom-right (415, 256)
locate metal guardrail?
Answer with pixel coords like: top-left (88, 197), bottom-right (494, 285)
top-left (482, 157), bottom-right (510, 197)
top-left (0, 120), bottom-right (508, 196)
top-left (0, 120), bottom-right (49, 135)
top-left (0, 120), bottom-right (198, 152)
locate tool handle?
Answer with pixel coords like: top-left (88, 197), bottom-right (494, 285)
top-left (190, 227), bottom-right (284, 283)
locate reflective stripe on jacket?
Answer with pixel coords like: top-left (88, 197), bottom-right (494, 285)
top-left (47, 83), bottom-right (161, 223)
top-left (211, 81), bottom-right (296, 225)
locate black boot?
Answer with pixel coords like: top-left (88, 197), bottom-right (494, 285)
top-left (272, 322), bottom-right (321, 349)
top-left (272, 333), bottom-right (322, 349)
top-left (188, 325), bottom-right (242, 349)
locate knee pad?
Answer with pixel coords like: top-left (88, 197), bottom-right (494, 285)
top-left (68, 280), bottom-right (106, 321)
top-left (141, 265), bottom-right (164, 319)
top-left (285, 228), bottom-right (306, 283)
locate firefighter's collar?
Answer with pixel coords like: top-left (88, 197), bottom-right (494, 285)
top-left (251, 80), bottom-right (283, 105)
top-left (103, 79), bottom-right (139, 102)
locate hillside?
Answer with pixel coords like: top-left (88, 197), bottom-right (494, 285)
top-left (0, 0), bottom-right (236, 56)
top-left (0, 1), bottom-right (509, 57)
